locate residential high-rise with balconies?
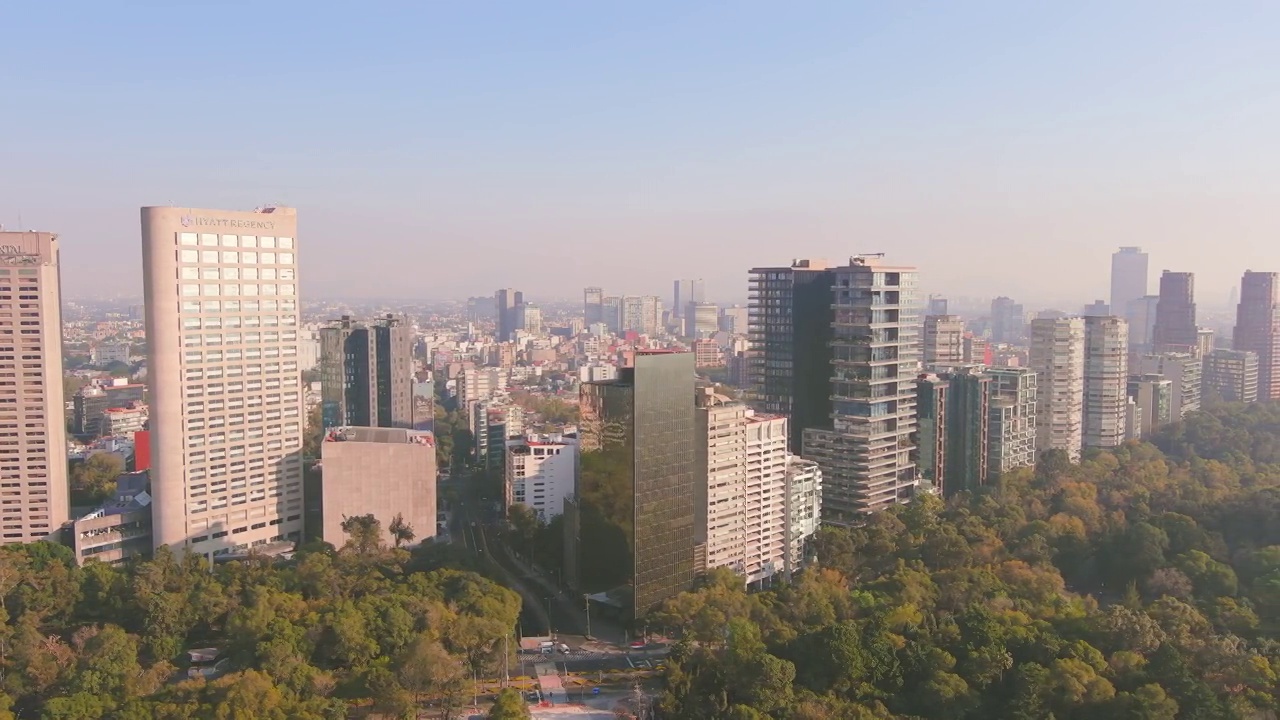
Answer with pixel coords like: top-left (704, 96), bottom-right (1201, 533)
top-left (1083, 316), bottom-right (1129, 449)
top-left (1152, 271), bottom-right (1198, 353)
top-left (1234, 271), bottom-right (1280, 400)
top-left (142, 205), bottom-right (305, 556)
top-left (1030, 317), bottom-right (1085, 461)
top-left (923, 315), bottom-right (965, 368)
top-left (1203, 348), bottom-right (1258, 403)
top-left (987, 367), bottom-right (1037, 476)
top-left (0, 232), bottom-right (69, 543)
top-left (747, 260), bottom-right (836, 452)
top-left (802, 257), bottom-right (920, 524)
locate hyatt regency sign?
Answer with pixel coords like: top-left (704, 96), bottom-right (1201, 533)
top-left (180, 215), bottom-right (276, 231)
top-left (0, 246), bottom-right (38, 265)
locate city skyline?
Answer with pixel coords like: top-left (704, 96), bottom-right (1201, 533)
top-left (6, 4), bottom-right (1280, 304)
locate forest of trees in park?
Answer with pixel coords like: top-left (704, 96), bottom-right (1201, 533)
top-left (3, 402), bottom-right (1280, 718)
top-left (651, 402), bottom-right (1280, 719)
top-left (0, 520), bottom-right (519, 719)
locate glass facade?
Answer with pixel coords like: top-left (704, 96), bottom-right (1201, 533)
top-left (572, 351), bottom-right (696, 623)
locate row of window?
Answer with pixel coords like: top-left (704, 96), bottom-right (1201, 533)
top-left (187, 423), bottom-right (302, 449)
top-left (178, 250), bottom-right (295, 265)
top-left (179, 266), bottom-right (294, 281)
top-left (183, 349), bottom-right (298, 365)
top-left (179, 283), bottom-right (296, 297)
top-left (182, 365), bottom-right (295, 383)
top-left (187, 515), bottom-right (302, 547)
top-left (188, 456), bottom-right (301, 483)
top-left (180, 299), bottom-right (296, 314)
top-left (182, 331), bottom-right (298, 347)
top-left (178, 233), bottom-right (293, 249)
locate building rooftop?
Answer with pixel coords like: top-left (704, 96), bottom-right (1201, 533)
top-left (323, 427), bottom-right (434, 446)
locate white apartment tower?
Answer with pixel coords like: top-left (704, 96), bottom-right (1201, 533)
top-left (1083, 316), bottom-right (1129, 448)
top-left (695, 390), bottom-right (807, 585)
top-left (1029, 317), bottom-right (1085, 461)
top-left (504, 436), bottom-right (577, 521)
top-left (142, 206), bottom-right (305, 556)
top-left (0, 233), bottom-right (69, 542)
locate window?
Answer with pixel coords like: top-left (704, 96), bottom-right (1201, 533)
top-left (242, 268), bottom-right (258, 280)
top-left (221, 251), bottom-right (238, 263)
top-left (222, 267), bottom-right (239, 280)
top-left (279, 253), bottom-right (294, 264)
top-left (180, 233), bottom-right (198, 246)
top-left (221, 235), bottom-right (238, 247)
top-left (261, 253), bottom-right (276, 264)
top-left (201, 250), bottom-right (218, 263)
top-left (200, 234), bottom-right (218, 246)
top-left (181, 284), bottom-right (199, 297)
top-left (241, 236), bottom-right (257, 247)
top-left (278, 237), bottom-right (293, 249)
top-left (181, 267), bottom-right (199, 280)
top-left (202, 284), bottom-right (220, 296)
top-left (241, 252), bottom-right (257, 264)
top-left (260, 237), bottom-right (276, 248)
top-left (180, 249), bottom-right (199, 262)
top-left (260, 268), bottom-right (276, 280)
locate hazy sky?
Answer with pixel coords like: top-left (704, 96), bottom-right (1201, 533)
top-left (6, 2), bottom-right (1280, 308)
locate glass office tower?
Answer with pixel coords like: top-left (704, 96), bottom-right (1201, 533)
top-left (569, 351), bottom-right (696, 623)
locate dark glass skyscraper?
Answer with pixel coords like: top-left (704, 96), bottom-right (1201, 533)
top-left (495, 287), bottom-right (524, 342)
top-left (1152, 271), bottom-right (1197, 353)
top-left (567, 351), bottom-right (697, 623)
top-left (747, 260), bottom-right (836, 452)
top-left (319, 315), bottom-right (414, 429)
top-left (1234, 271), bottom-right (1280, 400)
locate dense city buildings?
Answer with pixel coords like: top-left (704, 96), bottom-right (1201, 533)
top-left (73, 379), bottom-right (147, 438)
top-left (990, 296), bottom-right (1026, 344)
top-left (923, 314), bottom-right (965, 368)
top-left (1110, 246), bottom-right (1149, 324)
top-left (505, 435), bottom-right (577, 522)
top-left (312, 427), bottom-right (436, 548)
top-left (68, 471), bottom-right (152, 565)
top-left (1030, 317), bottom-right (1085, 461)
top-left (622, 295), bottom-right (662, 335)
top-left (1083, 316), bottom-right (1129, 449)
top-left (686, 301), bottom-right (719, 336)
top-left (319, 315), bottom-right (414, 429)
top-left (495, 287), bottom-right (523, 342)
top-left (0, 232), bottom-right (69, 543)
top-left (747, 260), bottom-right (835, 452)
top-left (1203, 348), bottom-right (1259, 404)
top-left (141, 205), bottom-right (304, 556)
top-left (672, 279), bottom-right (705, 318)
top-left (1233, 271), bottom-right (1280, 400)
top-left (567, 351), bottom-right (697, 622)
top-left (1152, 271), bottom-right (1198, 353)
top-left (516, 302), bottom-right (542, 335)
top-left (1137, 352), bottom-right (1202, 419)
top-left (802, 257), bottom-right (920, 524)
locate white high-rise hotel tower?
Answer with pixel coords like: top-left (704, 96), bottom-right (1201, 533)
top-left (142, 206), bottom-right (305, 557)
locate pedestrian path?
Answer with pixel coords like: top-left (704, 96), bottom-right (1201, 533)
top-left (534, 662), bottom-right (569, 705)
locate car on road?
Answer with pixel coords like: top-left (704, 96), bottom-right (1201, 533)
top-left (524, 691), bottom-right (540, 703)
top-left (558, 643), bottom-right (571, 653)
top-left (628, 641), bottom-right (647, 649)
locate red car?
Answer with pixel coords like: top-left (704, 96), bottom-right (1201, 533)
top-left (629, 641), bottom-right (647, 649)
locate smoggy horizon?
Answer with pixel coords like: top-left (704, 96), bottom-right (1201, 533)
top-left (6, 4), bottom-right (1280, 309)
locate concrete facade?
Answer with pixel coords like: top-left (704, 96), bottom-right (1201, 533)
top-left (0, 232), bottom-right (69, 543)
top-left (317, 427), bottom-right (436, 548)
top-left (505, 436), bottom-right (577, 521)
top-left (142, 206), bottom-right (305, 556)
top-left (923, 315), bottom-right (965, 368)
top-left (1203, 348), bottom-right (1259, 403)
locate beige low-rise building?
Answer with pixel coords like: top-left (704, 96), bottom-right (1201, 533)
top-left (315, 427), bottom-right (436, 548)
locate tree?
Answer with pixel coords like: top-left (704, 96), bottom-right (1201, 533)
top-left (389, 513), bottom-right (416, 549)
top-left (70, 453), bottom-right (125, 505)
top-left (340, 514), bottom-right (384, 556)
top-left (487, 688), bottom-right (530, 719)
